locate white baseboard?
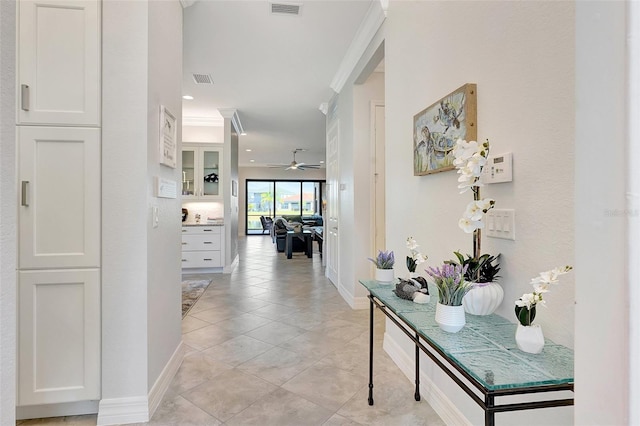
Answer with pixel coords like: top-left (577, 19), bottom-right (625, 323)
top-left (148, 341), bottom-right (185, 418)
top-left (383, 332), bottom-right (472, 426)
top-left (96, 396), bottom-right (148, 426)
top-left (16, 400), bottom-right (99, 420)
top-left (336, 280), bottom-right (369, 310)
top-left (223, 254), bottom-right (239, 273)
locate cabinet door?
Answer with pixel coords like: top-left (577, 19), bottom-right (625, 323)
top-left (18, 0), bottom-right (100, 125)
top-left (181, 147), bottom-right (197, 199)
top-left (19, 127), bottom-right (100, 269)
top-left (201, 148), bottom-right (222, 198)
top-left (18, 269), bottom-right (100, 405)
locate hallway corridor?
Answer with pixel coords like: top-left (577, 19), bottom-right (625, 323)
top-left (19, 236), bottom-right (444, 425)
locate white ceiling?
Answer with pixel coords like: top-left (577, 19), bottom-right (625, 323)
top-left (182, 0), bottom-right (374, 168)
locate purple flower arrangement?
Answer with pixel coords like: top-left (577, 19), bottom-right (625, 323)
top-left (426, 263), bottom-right (473, 306)
top-left (368, 250), bottom-right (395, 269)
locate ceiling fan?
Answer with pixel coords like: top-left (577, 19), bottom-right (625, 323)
top-left (268, 149), bottom-right (321, 171)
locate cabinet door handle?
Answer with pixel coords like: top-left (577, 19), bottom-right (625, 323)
top-left (21, 84), bottom-right (30, 111)
top-left (21, 181), bottom-right (29, 206)
top-left (182, 242), bottom-right (187, 245)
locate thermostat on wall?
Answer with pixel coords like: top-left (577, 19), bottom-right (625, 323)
top-left (155, 176), bottom-right (177, 199)
top-left (481, 152), bottom-right (513, 184)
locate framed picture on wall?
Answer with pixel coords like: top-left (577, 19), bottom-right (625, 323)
top-left (159, 105), bottom-right (177, 168)
top-left (413, 83), bottom-right (477, 176)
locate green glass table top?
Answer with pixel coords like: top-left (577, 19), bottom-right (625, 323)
top-left (360, 279), bottom-right (574, 391)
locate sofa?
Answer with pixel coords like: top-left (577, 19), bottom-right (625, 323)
top-left (271, 215), bottom-right (323, 253)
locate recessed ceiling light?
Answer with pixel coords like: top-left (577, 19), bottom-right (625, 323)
top-left (182, 95), bottom-right (194, 100)
top-left (241, 132), bottom-right (247, 136)
top-left (320, 160), bottom-right (325, 164)
top-left (250, 159), bottom-right (255, 162)
top-left (245, 149), bottom-right (252, 152)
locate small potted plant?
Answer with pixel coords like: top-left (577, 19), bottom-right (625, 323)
top-left (514, 265), bottom-right (572, 353)
top-left (449, 252), bottom-right (503, 315)
top-left (368, 250), bottom-right (395, 283)
top-left (426, 263), bottom-right (473, 333)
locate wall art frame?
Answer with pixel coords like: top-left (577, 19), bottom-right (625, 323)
top-left (413, 83), bottom-right (477, 176)
top-left (160, 105), bottom-right (177, 168)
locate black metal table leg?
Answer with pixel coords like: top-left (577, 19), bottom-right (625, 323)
top-left (485, 394), bottom-right (495, 426)
top-left (415, 331), bottom-right (421, 401)
top-left (368, 296), bottom-right (374, 405)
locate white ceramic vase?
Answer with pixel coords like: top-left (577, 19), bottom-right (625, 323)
top-left (435, 303), bottom-right (466, 333)
top-left (515, 323), bottom-right (545, 354)
top-left (462, 282), bottom-right (504, 316)
top-left (375, 268), bottom-right (394, 283)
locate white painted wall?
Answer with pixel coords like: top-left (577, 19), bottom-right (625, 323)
top-left (102, 0), bottom-right (150, 404)
top-left (146, 0), bottom-right (183, 391)
top-left (328, 23), bottom-right (385, 308)
top-left (381, 1), bottom-right (575, 424)
top-left (238, 166), bottom-right (326, 235)
top-left (0, 1), bottom-right (17, 424)
top-left (575, 2), bottom-right (630, 424)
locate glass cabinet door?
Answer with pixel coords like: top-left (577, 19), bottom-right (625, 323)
top-left (201, 149), bottom-right (220, 197)
top-left (181, 149), bottom-right (196, 197)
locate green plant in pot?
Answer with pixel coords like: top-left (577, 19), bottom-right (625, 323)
top-left (447, 251), bottom-right (503, 316)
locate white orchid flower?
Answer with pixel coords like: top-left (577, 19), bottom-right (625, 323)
top-left (458, 217), bottom-right (484, 233)
top-left (406, 237), bottom-right (419, 250)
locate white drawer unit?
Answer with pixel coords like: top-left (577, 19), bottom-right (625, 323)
top-left (181, 225), bottom-right (224, 269)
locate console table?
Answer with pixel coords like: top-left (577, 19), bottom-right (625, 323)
top-left (360, 279), bottom-right (574, 426)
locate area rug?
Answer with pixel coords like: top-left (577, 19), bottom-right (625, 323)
top-left (182, 278), bottom-right (212, 318)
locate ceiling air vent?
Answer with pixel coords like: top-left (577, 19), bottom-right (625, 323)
top-left (271, 2), bottom-right (301, 16)
top-left (192, 73), bottom-right (213, 85)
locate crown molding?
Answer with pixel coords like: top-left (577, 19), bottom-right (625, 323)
top-left (218, 108), bottom-right (244, 135)
top-left (180, 0), bottom-right (196, 9)
top-left (329, 1), bottom-right (386, 94)
top-left (182, 116), bottom-right (224, 127)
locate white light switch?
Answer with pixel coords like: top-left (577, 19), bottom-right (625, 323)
top-left (152, 206), bottom-right (159, 228)
top-left (485, 209), bottom-right (515, 240)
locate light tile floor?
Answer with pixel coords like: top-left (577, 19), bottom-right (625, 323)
top-left (18, 236), bottom-right (444, 426)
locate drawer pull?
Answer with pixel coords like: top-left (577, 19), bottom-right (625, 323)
top-left (203, 241), bottom-right (212, 244)
top-left (203, 229), bottom-right (212, 232)
top-left (203, 258), bottom-right (212, 261)
top-left (182, 242), bottom-right (187, 245)
top-left (181, 259), bottom-right (187, 262)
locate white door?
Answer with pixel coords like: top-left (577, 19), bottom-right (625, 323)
top-left (372, 103), bottom-right (386, 252)
top-left (18, 0), bottom-right (101, 126)
top-left (18, 269), bottom-right (100, 405)
top-left (326, 120), bottom-right (340, 285)
top-left (19, 126), bottom-right (100, 269)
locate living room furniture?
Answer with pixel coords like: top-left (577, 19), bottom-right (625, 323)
top-left (286, 230), bottom-right (313, 259)
top-left (360, 279), bottom-right (574, 426)
top-left (260, 216), bottom-right (273, 234)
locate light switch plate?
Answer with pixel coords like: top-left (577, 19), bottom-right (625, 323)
top-left (152, 206), bottom-right (159, 228)
top-left (485, 209), bottom-right (515, 240)
top-left (481, 152), bottom-right (513, 184)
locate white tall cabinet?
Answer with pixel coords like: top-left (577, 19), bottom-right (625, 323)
top-left (16, 0), bottom-right (101, 409)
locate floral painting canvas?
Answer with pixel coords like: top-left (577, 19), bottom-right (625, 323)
top-left (413, 84), bottom-right (477, 176)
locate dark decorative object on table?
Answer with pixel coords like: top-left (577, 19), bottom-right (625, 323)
top-left (447, 251), bottom-right (501, 283)
top-left (182, 208), bottom-right (188, 222)
top-left (394, 277), bottom-right (429, 301)
top-left (204, 172), bottom-right (218, 183)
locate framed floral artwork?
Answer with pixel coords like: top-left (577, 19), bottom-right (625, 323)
top-left (413, 83), bottom-right (477, 176)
